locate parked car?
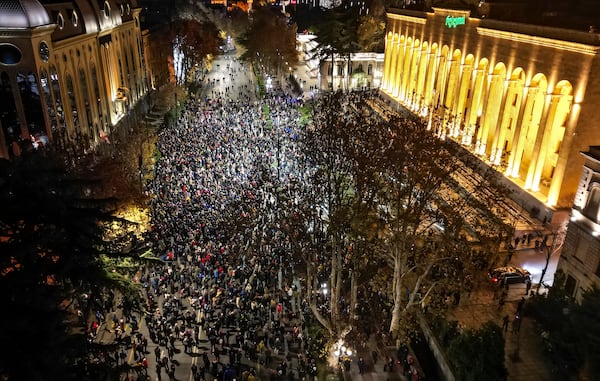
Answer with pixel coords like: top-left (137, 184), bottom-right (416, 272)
top-left (488, 266), bottom-right (531, 284)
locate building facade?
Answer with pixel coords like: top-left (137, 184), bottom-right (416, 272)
top-left (296, 34), bottom-right (384, 92)
top-left (382, 7), bottom-right (600, 212)
top-left (0, 0), bottom-right (147, 159)
top-left (319, 52), bottom-right (384, 91)
top-left (557, 147), bottom-right (600, 300)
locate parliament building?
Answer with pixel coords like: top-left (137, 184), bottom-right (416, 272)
top-left (0, 0), bottom-right (148, 159)
top-left (382, 6), bottom-right (600, 298)
top-left (382, 7), bottom-right (600, 214)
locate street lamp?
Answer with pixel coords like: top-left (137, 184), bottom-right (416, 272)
top-left (321, 283), bottom-right (328, 296)
top-left (333, 340), bottom-right (353, 372)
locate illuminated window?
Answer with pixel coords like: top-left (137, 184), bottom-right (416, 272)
top-left (57, 12), bottom-right (65, 29)
top-left (49, 65), bottom-right (66, 132)
top-left (71, 10), bottom-right (78, 27)
top-left (104, 1), bottom-right (111, 18)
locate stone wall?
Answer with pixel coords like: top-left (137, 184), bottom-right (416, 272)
top-left (417, 313), bottom-right (455, 381)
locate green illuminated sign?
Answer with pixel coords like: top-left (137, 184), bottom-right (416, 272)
top-left (445, 15), bottom-right (466, 28)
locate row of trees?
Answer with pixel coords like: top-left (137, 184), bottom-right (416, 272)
top-left (235, 0), bottom-right (386, 85)
top-left (271, 92), bottom-right (510, 346)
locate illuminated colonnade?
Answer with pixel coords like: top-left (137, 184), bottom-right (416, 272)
top-left (381, 8), bottom-right (600, 208)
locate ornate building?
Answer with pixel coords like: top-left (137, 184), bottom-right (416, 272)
top-left (0, 0), bottom-right (147, 159)
top-left (557, 146), bottom-right (600, 300)
top-left (319, 52), bottom-right (384, 91)
top-left (297, 34), bottom-right (384, 92)
top-left (382, 7), bottom-right (600, 214)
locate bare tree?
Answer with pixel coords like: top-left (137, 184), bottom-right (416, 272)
top-left (351, 109), bottom-right (508, 340)
top-left (537, 220), bottom-right (568, 294)
top-left (291, 92), bottom-right (508, 345)
top-left (299, 92), bottom-right (359, 337)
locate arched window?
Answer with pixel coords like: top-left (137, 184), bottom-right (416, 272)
top-left (57, 12), bottom-right (65, 29)
top-left (17, 72), bottom-right (45, 136)
top-left (49, 66), bottom-right (66, 133)
top-left (367, 64), bottom-right (373, 75)
top-left (71, 10), bottom-right (79, 27)
top-left (0, 72), bottom-right (20, 146)
top-left (90, 64), bottom-right (102, 122)
top-left (65, 74), bottom-right (79, 133)
top-left (129, 46), bottom-right (136, 79)
top-left (0, 43), bottom-right (22, 65)
top-left (124, 48), bottom-right (131, 83)
top-left (584, 183), bottom-right (600, 223)
top-left (117, 54), bottom-right (125, 87)
top-left (79, 68), bottom-right (94, 139)
top-left (103, 1), bottom-right (111, 18)
top-left (40, 69), bottom-right (57, 133)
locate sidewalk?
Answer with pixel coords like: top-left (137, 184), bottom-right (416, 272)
top-left (448, 283), bottom-right (553, 381)
top-left (292, 57), bottom-right (320, 100)
top-left (337, 333), bottom-right (422, 381)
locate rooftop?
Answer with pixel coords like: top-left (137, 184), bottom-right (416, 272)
top-left (0, 0), bottom-right (51, 28)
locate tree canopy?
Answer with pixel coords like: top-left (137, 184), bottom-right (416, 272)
top-left (357, 0), bottom-right (386, 52)
top-left (0, 153), bottom-right (150, 380)
top-left (446, 321), bottom-right (507, 381)
top-left (526, 271), bottom-right (600, 378)
top-left (285, 92), bottom-right (508, 348)
top-left (237, 7), bottom-right (298, 73)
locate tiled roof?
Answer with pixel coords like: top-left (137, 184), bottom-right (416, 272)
top-left (0, 0), bottom-right (51, 28)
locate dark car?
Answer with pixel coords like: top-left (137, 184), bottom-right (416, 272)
top-left (488, 266), bottom-right (531, 284)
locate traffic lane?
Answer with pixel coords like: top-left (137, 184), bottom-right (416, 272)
top-left (201, 55), bottom-right (256, 101)
top-left (509, 247), bottom-right (559, 289)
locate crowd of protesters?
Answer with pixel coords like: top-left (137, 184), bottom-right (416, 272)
top-left (78, 53), bottom-right (426, 380)
top-left (132, 61), bottom-right (320, 381)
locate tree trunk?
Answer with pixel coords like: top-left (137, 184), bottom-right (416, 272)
top-left (330, 235), bottom-right (341, 331)
top-left (306, 259), bottom-right (333, 336)
top-left (389, 254), bottom-right (403, 335)
top-left (349, 265), bottom-right (358, 322)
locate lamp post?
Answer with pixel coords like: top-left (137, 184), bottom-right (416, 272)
top-left (333, 340), bottom-right (353, 373)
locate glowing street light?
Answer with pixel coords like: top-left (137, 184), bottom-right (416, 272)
top-left (321, 283), bottom-right (328, 296)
